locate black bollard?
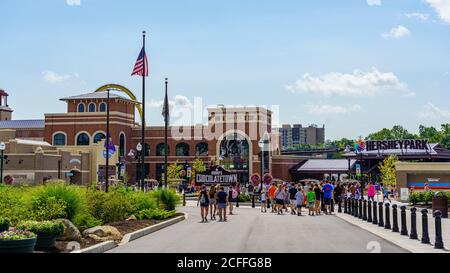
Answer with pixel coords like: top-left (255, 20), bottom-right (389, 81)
top-left (400, 206), bottom-right (408, 236)
top-left (434, 210), bottom-right (444, 249)
top-left (378, 202), bottom-right (384, 227)
top-left (421, 209), bottom-right (430, 244)
top-left (385, 203), bottom-right (391, 229)
top-left (344, 197), bottom-right (348, 214)
top-left (367, 200), bottom-right (373, 223)
top-left (410, 208), bottom-right (418, 240)
top-left (351, 198), bottom-right (355, 216)
top-left (358, 199), bottom-right (363, 219)
top-left (363, 200), bottom-right (367, 221)
top-left (348, 197), bottom-right (352, 214)
top-left (373, 201), bottom-right (378, 225)
top-left (354, 198), bottom-right (359, 218)
top-left (392, 204), bottom-right (399, 233)
top-left (236, 193), bottom-right (239, 208)
top-left (183, 190), bottom-right (186, 207)
top-left (251, 194), bottom-right (255, 208)
top-left (331, 198), bottom-right (335, 213)
top-left (338, 197), bottom-right (342, 213)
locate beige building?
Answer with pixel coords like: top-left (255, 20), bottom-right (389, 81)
top-left (396, 162), bottom-right (450, 191)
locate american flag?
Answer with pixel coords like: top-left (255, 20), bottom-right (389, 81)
top-left (131, 47), bottom-right (148, 77)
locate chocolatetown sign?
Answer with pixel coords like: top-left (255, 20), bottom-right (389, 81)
top-left (195, 166), bottom-right (238, 186)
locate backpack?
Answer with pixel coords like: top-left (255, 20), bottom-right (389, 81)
top-left (200, 193), bottom-right (206, 204)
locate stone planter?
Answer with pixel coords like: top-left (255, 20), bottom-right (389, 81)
top-left (0, 238), bottom-right (37, 253)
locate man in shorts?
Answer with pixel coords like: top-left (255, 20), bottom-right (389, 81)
top-left (217, 187), bottom-right (228, 222)
top-left (322, 181), bottom-right (334, 215)
top-left (289, 183), bottom-right (298, 215)
top-left (307, 189), bottom-right (316, 216)
top-left (268, 182), bottom-right (277, 213)
top-left (295, 186), bottom-right (305, 216)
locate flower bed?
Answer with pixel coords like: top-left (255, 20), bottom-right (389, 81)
top-left (17, 221), bottom-right (65, 249)
top-left (0, 229), bottom-right (37, 253)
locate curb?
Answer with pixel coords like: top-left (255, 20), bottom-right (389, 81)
top-left (71, 240), bottom-right (117, 254)
top-left (335, 212), bottom-right (446, 253)
top-left (119, 212), bottom-right (187, 245)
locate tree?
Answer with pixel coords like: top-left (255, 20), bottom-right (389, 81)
top-left (167, 162), bottom-right (183, 180)
top-left (379, 155), bottom-right (398, 187)
top-left (190, 158), bottom-right (207, 183)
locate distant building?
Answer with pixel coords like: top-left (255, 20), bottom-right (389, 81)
top-left (279, 124), bottom-right (325, 150)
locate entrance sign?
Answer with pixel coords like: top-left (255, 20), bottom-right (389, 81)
top-left (366, 139), bottom-right (430, 152)
top-left (195, 166), bottom-right (238, 186)
top-left (400, 188), bottom-right (409, 202)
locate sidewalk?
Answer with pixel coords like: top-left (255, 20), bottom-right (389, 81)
top-left (336, 196), bottom-right (450, 253)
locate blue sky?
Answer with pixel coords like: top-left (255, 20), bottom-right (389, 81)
top-left (1, 0), bottom-right (449, 140)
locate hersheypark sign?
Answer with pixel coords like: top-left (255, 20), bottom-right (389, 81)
top-left (365, 139), bottom-right (430, 151)
top-left (195, 166), bottom-right (238, 186)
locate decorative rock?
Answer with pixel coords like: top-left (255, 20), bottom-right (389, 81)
top-left (126, 215), bottom-right (137, 221)
top-left (57, 219), bottom-right (82, 242)
top-left (82, 226), bottom-right (122, 242)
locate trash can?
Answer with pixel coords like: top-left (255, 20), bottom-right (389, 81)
top-left (432, 192), bottom-right (448, 218)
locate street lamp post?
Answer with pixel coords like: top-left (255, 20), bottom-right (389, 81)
top-left (0, 142), bottom-right (5, 184)
top-left (136, 143), bottom-right (143, 190)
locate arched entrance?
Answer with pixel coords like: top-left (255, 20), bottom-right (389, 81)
top-left (217, 131), bottom-right (251, 185)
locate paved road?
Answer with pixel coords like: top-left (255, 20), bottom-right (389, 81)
top-left (108, 203), bottom-right (408, 253)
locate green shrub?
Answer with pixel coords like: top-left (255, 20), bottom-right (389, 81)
top-left (238, 193), bottom-right (251, 202)
top-left (128, 191), bottom-right (157, 213)
top-left (408, 192), bottom-right (421, 205)
top-left (424, 191), bottom-right (434, 205)
top-left (72, 213), bottom-right (103, 231)
top-left (85, 189), bottom-right (133, 223)
top-left (17, 220), bottom-right (65, 237)
top-left (31, 196), bottom-right (67, 221)
top-left (151, 189), bottom-right (180, 211)
top-left (0, 185), bottom-right (32, 224)
top-left (31, 182), bottom-right (85, 221)
top-left (0, 217), bottom-right (11, 231)
top-left (136, 208), bottom-right (176, 220)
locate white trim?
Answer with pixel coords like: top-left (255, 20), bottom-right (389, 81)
top-left (45, 121), bottom-right (135, 127)
top-left (92, 130), bottom-right (107, 144)
top-left (88, 102), bottom-right (97, 113)
top-left (75, 131), bottom-right (91, 146)
top-left (52, 131), bottom-right (67, 146)
top-left (77, 102), bottom-right (86, 113)
top-left (45, 111), bottom-right (134, 118)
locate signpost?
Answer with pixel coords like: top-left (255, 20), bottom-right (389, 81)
top-left (0, 142), bottom-right (5, 184)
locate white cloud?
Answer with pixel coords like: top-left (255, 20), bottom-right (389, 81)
top-left (424, 0), bottom-right (450, 24)
top-left (367, 0), bottom-right (381, 6)
top-left (42, 70), bottom-right (77, 84)
top-left (286, 68), bottom-right (413, 97)
top-left (148, 95), bottom-right (193, 109)
top-left (307, 104), bottom-right (362, 115)
top-left (418, 103), bottom-right (450, 119)
top-left (405, 12), bottom-right (430, 21)
top-left (66, 0), bottom-right (81, 6)
top-left (382, 25), bottom-right (411, 39)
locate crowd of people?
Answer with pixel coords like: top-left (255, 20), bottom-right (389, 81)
top-left (197, 181), bottom-right (397, 222)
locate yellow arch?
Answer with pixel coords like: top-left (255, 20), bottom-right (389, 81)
top-left (94, 84), bottom-right (143, 120)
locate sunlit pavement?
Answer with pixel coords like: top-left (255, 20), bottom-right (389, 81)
top-left (108, 201), bottom-right (408, 253)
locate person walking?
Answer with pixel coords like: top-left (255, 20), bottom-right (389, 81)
top-left (382, 184), bottom-right (392, 203)
top-left (334, 183), bottom-right (343, 211)
top-left (260, 188), bottom-right (267, 213)
top-left (275, 184), bottom-right (286, 215)
top-left (367, 182), bottom-right (376, 202)
top-left (289, 183), bottom-right (298, 215)
top-left (268, 182), bottom-right (277, 213)
top-left (314, 184), bottom-right (322, 215)
top-left (295, 186), bottom-right (305, 216)
top-left (307, 188), bottom-right (316, 216)
top-left (322, 181), bottom-right (334, 215)
top-left (197, 185), bottom-right (210, 223)
top-left (209, 185), bottom-right (217, 220)
top-left (217, 186), bottom-right (228, 222)
top-left (229, 185), bottom-right (238, 215)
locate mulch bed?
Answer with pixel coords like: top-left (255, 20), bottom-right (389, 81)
top-left (44, 213), bottom-right (184, 253)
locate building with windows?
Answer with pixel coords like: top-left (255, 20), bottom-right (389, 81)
top-left (279, 124), bottom-right (325, 149)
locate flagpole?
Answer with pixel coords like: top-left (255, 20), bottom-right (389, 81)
top-left (141, 31), bottom-right (146, 191)
top-left (164, 78), bottom-right (169, 189)
top-left (105, 88), bottom-right (110, 193)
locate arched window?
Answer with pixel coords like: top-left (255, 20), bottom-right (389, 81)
top-left (176, 143), bottom-right (190, 156)
top-left (88, 103), bottom-right (96, 112)
top-left (195, 143), bottom-right (208, 156)
top-left (99, 102), bottom-right (107, 112)
top-left (156, 143), bottom-right (169, 156)
top-left (78, 103), bottom-right (85, 113)
top-left (119, 133), bottom-right (125, 157)
top-left (145, 143), bottom-right (151, 157)
top-left (93, 133), bottom-right (106, 144)
top-left (76, 133), bottom-right (90, 146)
top-left (53, 133), bottom-right (66, 146)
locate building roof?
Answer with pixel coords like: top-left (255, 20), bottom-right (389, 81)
top-left (0, 89), bottom-right (8, 96)
top-left (0, 120), bottom-right (45, 129)
top-left (60, 92), bottom-right (137, 103)
top-left (296, 159), bottom-right (357, 172)
top-left (15, 139), bottom-right (52, 147)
